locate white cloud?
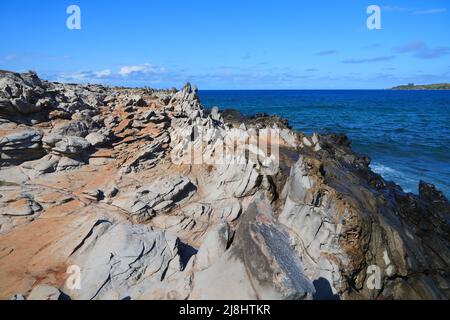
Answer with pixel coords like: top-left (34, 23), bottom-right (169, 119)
top-left (4, 54), bottom-right (17, 61)
top-left (394, 41), bottom-right (450, 59)
top-left (413, 8), bottom-right (447, 15)
top-left (50, 63), bottom-right (175, 87)
top-left (381, 6), bottom-right (410, 12)
top-left (119, 63), bottom-right (165, 77)
top-left (0, 53), bottom-right (17, 64)
top-left (382, 6), bottom-right (447, 15)
top-left (93, 69), bottom-right (112, 78)
top-left (56, 69), bottom-right (113, 83)
top-left (57, 71), bottom-right (90, 82)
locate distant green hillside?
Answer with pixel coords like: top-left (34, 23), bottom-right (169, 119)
top-left (392, 83), bottom-right (450, 90)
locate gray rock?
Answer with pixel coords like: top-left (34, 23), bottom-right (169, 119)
top-left (68, 222), bottom-right (179, 300)
top-left (36, 97), bottom-right (53, 109)
top-left (0, 71), bottom-right (45, 118)
top-left (211, 199), bottom-right (242, 222)
top-left (56, 156), bottom-right (84, 171)
top-left (104, 115), bottom-right (119, 128)
top-left (85, 132), bottom-right (107, 147)
top-left (21, 154), bottom-right (60, 177)
top-left (21, 154), bottom-right (83, 177)
top-left (216, 162), bottom-right (261, 198)
top-left (279, 154), bottom-right (450, 299)
top-left (27, 285), bottom-right (67, 300)
top-left (120, 134), bottom-right (168, 173)
top-left (82, 189), bottom-right (104, 201)
top-left (169, 83), bottom-right (204, 119)
top-left (112, 176), bottom-right (197, 222)
top-left (11, 98), bottom-right (40, 114)
top-left (280, 129), bottom-right (299, 148)
top-left (42, 133), bottom-right (63, 147)
top-left (0, 128), bottom-right (42, 150)
top-left (140, 110), bottom-right (156, 121)
top-left (191, 199), bottom-right (315, 300)
top-left (311, 133), bottom-right (319, 144)
top-left (210, 107), bottom-right (222, 122)
top-left (0, 194), bottom-right (42, 217)
top-left (10, 293), bottom-right (25, 300)
top-left (52, 136), bottom-right (91, 155)
top-left (51, 120), bottom-right (90, 137)
top-left (0, 166), bottom-right (29, 184)
top-left (302, 137), bottom-right (313, 147)
top-left (0, 127), bottom-right (44, 166)
top-left (195, 223), bottom-right (232, 271)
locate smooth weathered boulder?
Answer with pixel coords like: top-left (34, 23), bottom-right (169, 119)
top-left (191, 199), bottom-right (315, 300)
top-left (210, 198), bottom-right (242, 222)
top-left (10, 293), bottom-right (25, 300)
top-left (52, 136), bottom-right (91, 156)
top-left (85, 132), bottom-right (107, 147)
top-left (112, 176), bottom-right (197, 222)
top-left (27, 285), bottom-right (68, 300)
top-left (216, 162), bottom-right (262, 198)
top-left (68, 222), bottom-right (179, 300)
top-left (194, 223), bottom-right (232, 271)
top-left (0, 194), bottom-right (42, 217)
top-left (0, 127), bottom-right (45, 166)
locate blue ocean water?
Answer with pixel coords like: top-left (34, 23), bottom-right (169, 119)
top-left (199, 90), bottom-right (450, 197)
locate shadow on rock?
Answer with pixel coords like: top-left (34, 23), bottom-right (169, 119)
top-left (177, 240), bottom-right (198, 271)
top-left (313, 277), bottom-right (340, 300)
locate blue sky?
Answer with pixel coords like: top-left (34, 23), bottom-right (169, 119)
top-left (0, 0), bottom-right (449, 89)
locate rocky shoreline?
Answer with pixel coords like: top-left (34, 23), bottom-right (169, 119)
top-left (0, 70), bottom-right (449, 300)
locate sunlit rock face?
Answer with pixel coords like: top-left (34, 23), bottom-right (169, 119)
top-left (0, 71), bottom-right (449, 300)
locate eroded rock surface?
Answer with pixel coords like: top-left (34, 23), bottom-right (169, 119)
top-left (0, 71), bottom-right (449, 300)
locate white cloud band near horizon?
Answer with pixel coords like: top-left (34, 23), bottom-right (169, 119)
top-left (119, 64), bottom-right (166, 77)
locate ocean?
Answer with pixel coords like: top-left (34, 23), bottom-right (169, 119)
top-left (199, 90), bottom-right (450, 198)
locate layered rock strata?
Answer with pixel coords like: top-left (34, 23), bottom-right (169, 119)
top-left (0, 71), bottom-right (449, 300)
